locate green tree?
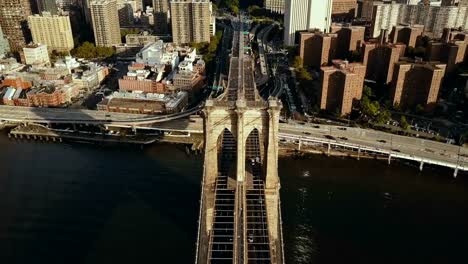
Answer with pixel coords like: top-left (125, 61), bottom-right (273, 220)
top-left (361, 96), bottom-right (380, 117)
top-left (400, 116), bottom-right (410, 130)
top-left (375, 109), bottom-right (391, 124)
top-left (293, 56), bottom-right (303, 68)
top-left (71, 41), bottom-right (115, 59)
top-left (415, 104), bottom-right (425, 114)
top-left (363, 85), bottom-right (373, 98)
top-left (296, 67), bottom-right (312, 81)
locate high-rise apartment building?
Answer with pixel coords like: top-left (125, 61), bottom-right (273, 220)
top-left (331, 24), bottom-right (365, 58)
top-left (0, 25), bottom-right (10, 58)
top-left (284, 0), bottom-right (332, 46)
top-left (117, 0), bottom-right (136, 26)
top-left (389, 24), bottom-right (424, 48)
top-left (0, 0), bottom-right (32, 52)
top-left (153, 0), bottom-right (170, 33)
top-left (426, 31), bottom-right (468, 74)
top-left (320, 59), bottom-right (366, 115)
top-left (332, 0), bottom-right (357, 21)
top-left (299, 31), bottom-right (338, 68)
top-left (265, 0), bottom-right (285, 14)
top-left (370, 2), bottom-right (468, 38)
top-left (170, 0), bottom-right (213, 44)
top-left (362, 40), bottom-right (406, 84)
top-left (28, 12), bottom-right (74, 53)
top-left (90, 0), bottom-right (122, 47)
top-left (390, 60), bottom-right (446, 110)
top-left (36, 0), bottom-right (58, 14)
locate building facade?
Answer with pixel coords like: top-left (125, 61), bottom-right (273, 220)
top-left (370, 2), bottom-right (468, 38)
top-left (320, 59), bottom-right (366, 115)
top-left (0, 0), bottom-right (32, 52)
top-left (28, 13), bottom-right (74, 53)
top-left (284, 0), bottom-right (333, 45)
top-left (23, 43), bottom-right (50, 65)
top-left (332, 0), bottom-right (357, 21)
top-left (265, 0), bottom-right (285, 14)
top-left (0, 25), bottom-right (10, 58)
top-left (36, 0), bottom-right (58, 14)
top-left (170, 0), bottom-right (212, 44)
top-left (90, 0), bottom-right (122, 47)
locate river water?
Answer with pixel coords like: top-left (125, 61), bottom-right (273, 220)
top-left (0, 134), bottom-right (467, 264)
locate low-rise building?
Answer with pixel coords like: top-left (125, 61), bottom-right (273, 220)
top-left (136, 41), bottom-right (179, 68)
top-left (22, 43), bottom-right (50, 66)
top-left (97, 91), bottom-right (188, 114)
top-left (126, 31), bottom-right (159, 46)
top-left (0, 58), bottom-right (24, 74)
top-left (320, 60), bottom-right (366, 116)
top-left (26, 83), bottom-right (80, 107)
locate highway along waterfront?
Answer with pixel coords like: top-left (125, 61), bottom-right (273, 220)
top-left (0, 133), bottom-right (467, 264)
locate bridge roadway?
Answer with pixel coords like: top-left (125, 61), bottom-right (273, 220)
top-left (0, 103), bottom-right (466, 173)
top-left (0, 104), bottom-right (203, 125)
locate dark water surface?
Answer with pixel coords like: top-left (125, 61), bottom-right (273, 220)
top-left (0, 134), bottom-right (467, 264)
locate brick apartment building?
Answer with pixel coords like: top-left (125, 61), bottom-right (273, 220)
top-left (332, 0), bottom-right (357, 21)
top-left (389, 24), bottom-right (425, 48)
top-left (390, 59), bottom-right (446, 110)
top-left (362, 40), bottom-right (406, 84)
top-left (320, 60), bottom-right (366, 115)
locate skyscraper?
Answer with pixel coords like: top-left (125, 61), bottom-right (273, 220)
top-left (90, 0), bottom-right (121, 47)
top-left (0, 0), bottom-right (32, 52)
top-left (170, 0), bottom-right (212, 44)
top-left (153, 0), bottom-right (170, 34)
top-left (36, 0), bottom-right (58, 14)
top-left (28, 12), bottom-right (74, 53)
top-left (284, 0), bottom-right (332, 46)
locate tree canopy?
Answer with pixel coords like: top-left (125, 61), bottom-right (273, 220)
top-left (71, 42), bottom-right (115, 59)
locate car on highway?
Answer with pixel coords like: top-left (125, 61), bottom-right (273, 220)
top-left (377, 140), bottom-right (387, 143)
top-left (337, 127), bottom-right (347, 131)
top-left (338, 137), bottom-right (348, 141)
top-left (302, 131), bottom-right (311, 135)
top-left (391, 149), bottom-right (401, 152)
top-left (324, 135), bottom-right (336, 140)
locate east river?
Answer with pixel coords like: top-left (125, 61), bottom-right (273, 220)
top-left (0, 133), bottom-right (467, 264)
